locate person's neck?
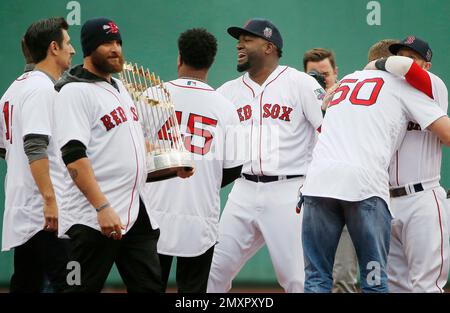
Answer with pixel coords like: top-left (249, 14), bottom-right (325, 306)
top-left (248, 62), bottom-right (279, 85)
top-left (35, 59), bottom-right (63, 81)
top-left (83, 58), bottom-right (112, 82)
top-left (178, 66), bottom-right (208, 83)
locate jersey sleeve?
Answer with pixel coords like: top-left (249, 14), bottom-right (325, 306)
top-left (222, 97), bottom-right (244, 169)
top-left (430, 74), bottom-right (448, 112)
top-left (216, 81), bottom-right (234, 101)
top-left (21, 85), bottom-right (54, 138)
top-left (402, 82), bottom-right (446, 130)
top-left (299, 74), bottom-right (324, 131)
top-left (54, 84), bottom-right (93, 150)
top-left (384, 56), bottom-right (433, 99)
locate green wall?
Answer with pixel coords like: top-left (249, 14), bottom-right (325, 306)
top-left (0, 0), bottom-right (449, 288)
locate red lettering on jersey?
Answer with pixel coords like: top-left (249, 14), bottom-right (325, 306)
top-left (329, 79), bottom-right (358, 107)
top-left (130, 106), bottom-right (139, 121)
top-left (117, 106), bottom-right (128, 122)
top-left (237, 105), bottom-right (253, 121)
top-left (243, 105), bottom-right (252, 120)
top-left (237, 108), bottom-right (244, 122)
top-left (270, 104), bottom-right (281, 119)
top-left (261, 103), bottom-right (293, 122)
top-left (185, 113), bottom-right (218, 155)
top-left (111, 109), bottom-right (122, 126)
top-left (100, 115), bottom-right (115, 131)
top-left (349, 78), bottom-right (384, 106)
top-left (262, 103), bottom-right (271, 118)
top-left (279, 106), bottom-right (293, 121)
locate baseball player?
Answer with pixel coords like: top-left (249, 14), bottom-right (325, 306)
top-left (207, 18), bottom-right (324, 293)
top-left (300, 40), bottom-right (450, 293)
top-left (53, 17), bottom-right (185, 292)
top-left (143, 28), bottom-right (243, 293)
top-left (303, 48), bottom-right (359, 293)
top-left (367, 37), bottom-right (449, 292)
top-left (0, 17), bottom-right (74, 292)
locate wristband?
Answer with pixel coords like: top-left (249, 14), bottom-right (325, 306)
top-left (96, 202), bottom-right (110, 213)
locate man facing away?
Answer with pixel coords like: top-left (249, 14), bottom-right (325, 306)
top-left (144, 28), bottom-right (243, 293)
top-left (300, 39), bottom-right (450, 293)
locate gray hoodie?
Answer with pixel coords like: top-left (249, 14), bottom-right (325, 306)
top-left (54, 64), bottom-right (119, 92)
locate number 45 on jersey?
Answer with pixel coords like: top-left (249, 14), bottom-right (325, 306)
top-left (157, 111), bottom-right (218, 156)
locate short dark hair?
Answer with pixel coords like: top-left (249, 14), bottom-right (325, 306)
top-left (303, 48), bottom-right (336, 71)
top-left (178, 28), bottom-right (217, 70)
top-left (24, 17), bottom-right (69, 63)
top-left (276, 48), bottom-right (283, 58)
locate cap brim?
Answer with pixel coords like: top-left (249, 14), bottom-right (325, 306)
top-left (227, 26), bottom-right (266, 41)
top-left (388, 43), bottom-right (407, 55)
top-left (227, 26), bottom-right (246, 39)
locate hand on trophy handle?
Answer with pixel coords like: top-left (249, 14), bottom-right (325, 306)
top-left (177, 166), bottom-right (195, 179)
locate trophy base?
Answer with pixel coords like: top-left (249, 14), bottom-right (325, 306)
top-left (146, 151), bottom-right (194, 182)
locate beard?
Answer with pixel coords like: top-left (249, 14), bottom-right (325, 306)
top-left (237, 60), bottom-right (251, 72)
top-left (236, 51), bottom-right (262, 73)
top-left (91, 50), bottom-right (124, 74)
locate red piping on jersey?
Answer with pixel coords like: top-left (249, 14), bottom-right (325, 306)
top-left (317, 126), bottom-right (321, 133)
top-left (405, 62), bottom-right (433, 99)
top-left (250, 119), bottom-right (255, 175)
top-left (265, 66), bottom-right (289, 88)
top-left (259, 91), bottom-right (264, 175)
top-left (10, 105), bottom-right (14, 144)
top-left (256, 66), bottom-right (289, 175)
top-left (396, 151), bottom-right (399, 186)
top-left (125, 127), bottom-right (139, 230)
top-left (242, 76), bottom-right (255, 98)
top-left (15, 74), bottom-right (30, 81)
top-left (432, 190), bottom-right (445, 293)
top-left (95, 83), bottom-right (139, 230)
top-left (168, 81), bottom-right (214, 92)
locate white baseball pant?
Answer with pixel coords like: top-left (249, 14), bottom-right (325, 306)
top-left (387, 186), bottom-right (450, 292)
top-left (207, 176), bottom-right (304, 293)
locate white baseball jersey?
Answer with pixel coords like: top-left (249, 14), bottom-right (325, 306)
top-left (302, 70), bottom-right (445, 208)
top-left (54, 77), bottom-right (158, 237)
top-left (1, 71), bottom-right (66, 251)
top-left (217, 65), bottom-right (323, 176)
top-left (385, 69), bottom-right (450, 293)
top-left (389, 71), bottom-right (448, 186)
top-left (208, 66), bottom-right (323, 293)
top-left (144, 78), bottom-right (242, 257)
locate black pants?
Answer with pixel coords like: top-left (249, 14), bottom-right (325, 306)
top-left (65, 199), bottom-right (163, 293)
top-left (159, 245), bottom-right (215, 293)
top-left (10, 230), bottom-right (70, 293)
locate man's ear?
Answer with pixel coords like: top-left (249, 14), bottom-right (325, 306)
top-left (265, 42), bottom-right (276, 55)
top-left (48, 41), bottom-right (59, 56)
top-left (425, 62), bottom-right (431, 71)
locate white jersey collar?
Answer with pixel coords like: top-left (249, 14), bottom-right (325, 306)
top-left (169, 78), bottom-right (214, 91)
top-left (242, 65), bottom-right (287, 98)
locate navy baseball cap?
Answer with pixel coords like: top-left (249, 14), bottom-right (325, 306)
top-left (227, 18), bottom-right (283, 50)
top-left (389, 35), bottom-right (432, 62)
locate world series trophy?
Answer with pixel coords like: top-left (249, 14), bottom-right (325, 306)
top-left (119, 62), bottom-right (194, 182)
